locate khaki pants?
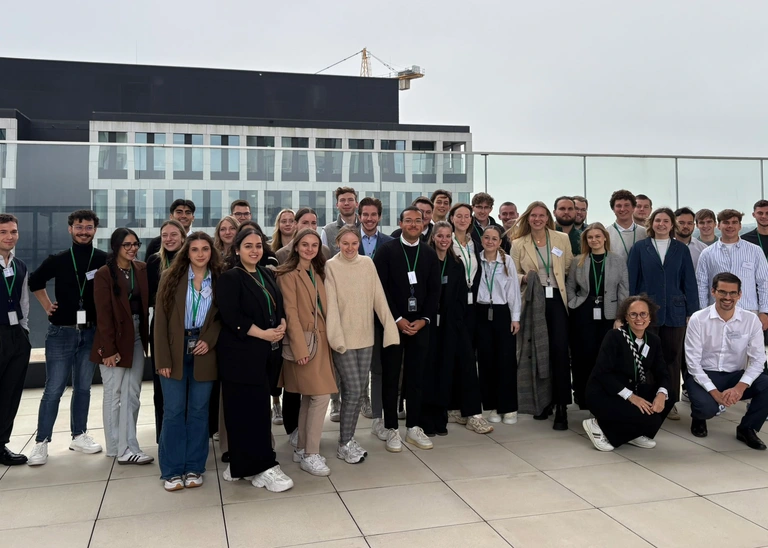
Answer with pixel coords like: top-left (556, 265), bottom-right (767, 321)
top-left (298, 394), bottom-right (330, 454)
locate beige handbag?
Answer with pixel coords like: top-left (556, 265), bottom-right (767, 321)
top-left (282, 280), bottom-right (319, 362)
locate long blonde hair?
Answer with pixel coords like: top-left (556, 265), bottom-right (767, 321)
top-left (507, 201), bottom-right (556, 241)
top-left (577, 223), bottom-right (612, 267)
top-left (214, 215), bottom-right (240, 256)
top-left (271, 208), bottom-right (296, 253)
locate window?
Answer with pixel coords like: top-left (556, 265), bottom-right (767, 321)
top-left (380, 140), bottom-right (405, 182)
top-left (0, 129), bottom-right (5, 179)
top-left (98, 132), bottom-right (128, 179)
top-left (265, 191), bottom-right (294, 229)
top-left (173, 134), bottom-right (203, 180)
top-left (135, 133), bottom-right (166, 179)
top-left (364, 191), bottom-right (391, 227)
top-left (281, 137), bottom-right (309, 182)
top-left (115, 190), bottom-right (147, 228)
top-left (190, 190), bottom-right (222, 227)
top-left (315, 138), bottom-right (342, 183)
top-left (211, 135), bottom-right (240, 180)
top-left (247, 136), bottom-right (275, 181)
top-left (349, 139), bottom-right (374, 183)
top-left (153, 189), bottom-right (187, 228)
top-left (299, 191), bottom-right (328, 226)
top-left (443, 142), bottom-right (467, 184)
top-left (412, 141), bottom-right (436, 184)
top-left (397, 192), bottom-right (424, 212)
top-left (91, 190), bottom-right (108, 223)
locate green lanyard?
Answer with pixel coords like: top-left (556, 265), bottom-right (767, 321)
top-left (483, 261), bottom-right (498, 302)
top-left (613, 223), bottom-right (636, 257)
top-left (70, 247), bottom-right (95, 304)
top-left (534, 231), bottom-right (551, 280)
top-left (308, 267), bottom-right (324, 315)
top-left (3, 259), bottom-right (16, 298)
top-left (454, 236), bottom-right (473, 287)
top-left (189, 270), bottom-right (209, 327)
top-left (627, 328), bottom-right (647, 382)
top-left (257, 269), bottom-right (273, 317)
top-left (400, 241), bottom-right (420, 283)
top-left (590, 254), bottom-right (605, 297)
top-left (440, 257), bottom-right (448, 283)
top-left (126, 265), bottom-right (135, 300)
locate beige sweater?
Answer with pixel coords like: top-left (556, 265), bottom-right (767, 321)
top-left (325, 253), bottom-right (399, 353)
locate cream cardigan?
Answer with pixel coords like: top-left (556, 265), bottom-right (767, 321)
top-left (324, 253), bottom-right (400, 353)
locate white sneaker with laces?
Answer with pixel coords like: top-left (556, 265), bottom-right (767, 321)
top-left (466, 415), bottom-right (494, 434)
top-left (272, 402), bottom-right (283, 425)
top-left (503, 411), bottom-right (518, 425)
top-left (447, 410), bottom-right (468, 425)
top-left (117, 450), bottom-right (154, 465)
top-left (289, 428), bottom-right (299, 449)
top-left (184, 472), bottom-right (203, 488)
top-left (292, 448), bottom-right (305, 463)
top-left (386, 428), bottom-right (402, 453)
top-left (488, 410), bottom-right (502, 423)
top-left (69, 433), bottom-right (103, 454)
top-left (300, 453), bottom-right (331, 476)
top-left (406, 426), bottom-right (434, 450)
top-left (371, 418), bottom-right (388, 441)
top-left (164, 476), bottom-right (184, 492)
top-left (337, 439), bottom-right (366, 464)
top-left (583, 418), bottom-right (614, 452)
top-left (628, 436), bottom-right (657, 449)
top-left (349, 438), bottom-right (368, 457)
top-left (360, 396), bottom-right (373, 419)
top-left (330, 399), bottom-right (341, 422)
top-left (252, 465), bottom-right (294, 492)
top-left (27, 441), bottom-right (48, 466)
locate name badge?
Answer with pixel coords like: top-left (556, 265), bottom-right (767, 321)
top-left (7, 311), bottom-right (19, 325)
top-left (201, 286), bottom-right (212, 299)
top-left (186, 338), bottom-right (199, 355)
top-left (551, 247), bottom-right (564, 257)
top-left (436, 314), bottom-right (441, 327)
top-left (726, 330), bottom-right (741, 340)
top-left (488, 307), bottom-right (494, 321)
top-left (545, 286), bottom-right (554, 299)
top-left (86, 269), bottom-right (98, 281)
top-left (76, 310), bottom-right (87, 325)
top-left (271, 341), bottom-right (280, 351)
top-left (742, 262), bottom-right (754, 270)
top-left (407, 297), bottom-right (417, 312)
top-left (441, 276), bottom-right (448, 285)
top-left (593, 308), bottom-right (602, 320)
top-left (407, 271), bottom-right (418, 284)
top-left (3, 267), bottom-right (13, 278)
top-left (641, 344), bottom-right (650, 358)
top-left (467, 293), bottom-right (473, 305)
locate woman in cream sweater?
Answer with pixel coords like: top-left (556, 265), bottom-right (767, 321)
top-left (325, 227), bottom-right (399, 463)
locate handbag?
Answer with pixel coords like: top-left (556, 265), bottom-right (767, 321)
top-left (282, 277), bottom-right (319, 362)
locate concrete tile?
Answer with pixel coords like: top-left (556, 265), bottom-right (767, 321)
top-left (0, 481), bottom-right (105, 530)
top-left (367, 522), bottom-right (509, 548)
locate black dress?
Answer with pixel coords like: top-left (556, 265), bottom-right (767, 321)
top-left (586, 328), bottom-right (674, 447)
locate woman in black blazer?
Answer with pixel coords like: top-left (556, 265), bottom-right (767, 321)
top-left (216, 227), bottom-right (294, 492)
top-left (583, 295), bottom-right (674, 451)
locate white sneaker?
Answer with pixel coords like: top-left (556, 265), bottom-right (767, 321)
top-left (117, 450), bottom-right (154, 465)
top-left (330, 399), bottom-right (341, 422)
top-left (164, 476), bottom-right (184, 492)
top-left (292, 448), bottom-right (305, 463)
top-left (406, 426), bottom-right (434, 450)
top-left (300, 453), bottom-right (331, 476)
top-left (386, 428), bottom-right (402, 453)
top-left (337, 439), bottom-right (366, 464)
top-left (27, 441), bottom-right (48, 466)
top-left (272, 402), bottom-right (283, 425)
top-left (466, 415), bottom-right (494, 434)
top-left (628, 436), bottom-right (657, 449)
top-left (447, 410), bottom-right (467, 425)
top-left (503, 412), bottom-right (518, 425)
top-left (252, 465), bottom-right (294, 492)
top-left (583, 419), bottom-right (614, 452)
top-left (488, 410), bottom-right (502, 423)
top-left (223, 464), bottom-right (254, 482)
top-left (371, 418), bottom-right (388, 441)
top-left (289, 428), bottom-right (299, 449)
top-left (667, 405), bottom-right (680, 420)
top-left (184, 472), bottom-right (203, 488)
top-left (69, 433), bottom-right (103, 454)
top-left (212, 432), bottom-right (220, 442)
top-left (360, 396), bottom-right (373, 419)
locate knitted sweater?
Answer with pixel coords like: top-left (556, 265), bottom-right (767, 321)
top-left (324, 253), bottom-right (400, 352)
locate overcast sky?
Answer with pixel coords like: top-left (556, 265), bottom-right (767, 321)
top-left (4, 0), bottom-right (768, 157)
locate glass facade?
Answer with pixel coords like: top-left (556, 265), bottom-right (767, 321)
top-left (211, 135), bottom-right (240, 180)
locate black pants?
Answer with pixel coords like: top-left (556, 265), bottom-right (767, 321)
top-left (545, 291), bottom-right (572, 405)
top-left (476, 304), bottom-right (518, 414)
top-left (589, 383), bottom-right (673, 447)
top-left (382, 327), bottom-right (429, 430)
top-left (282, 391), bottom-right (301, 435)
top-left (648, 325), bottom-right (685, 403)
top-left (0, 326), bottom-right (31, 446)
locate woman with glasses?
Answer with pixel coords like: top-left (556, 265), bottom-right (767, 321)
top-left (583, 295), bottom-right (673, 451)
top-left (271, 209), bottom-right (296, 254)
top-left (214, 215), bottom-right (240, 258)
top-left (627, 207), bottom-right (698, 419)
top-left (566, 223), bottom-right (629, 409)
top-left (91, 228), bottom-right (153, 465)
top-left (147, 220), bottom-right (186, 442)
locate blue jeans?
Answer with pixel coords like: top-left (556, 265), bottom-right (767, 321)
top-left (158, 350), bottom-right (213, 480)
top-left (685, 370), bottom-right (768, 431)
top-left (36, 325), bottom-right (97, 442)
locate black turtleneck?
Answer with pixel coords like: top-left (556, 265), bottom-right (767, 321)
top-left (29, 241), bottom-right (108, 326)
top-left (147, 248), bottom-right (178, 307)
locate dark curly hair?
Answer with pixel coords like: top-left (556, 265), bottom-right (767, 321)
top-left (616, 294), bottom-right (659, 327)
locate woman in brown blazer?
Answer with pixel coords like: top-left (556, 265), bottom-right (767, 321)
top-left (275, 228), bottom-right (336, 478)
top-left (91, 228), bottom-right (151, 465)
top-left (510, 202), bottom-right (574, 430)
top-left (154, 232), bottom-right (222, 492)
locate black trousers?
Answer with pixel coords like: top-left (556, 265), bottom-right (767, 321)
top-left (545, 291), bottom-right (572, 405)
top-left (382, 327), bottom-right (429, 430)
top-left (589, 383), bottom-right (673, 447)
top-left (476, 304), bottom-right (518, 414)
top-left (569, 303), bottom-right (612, 410)
top-left (648, 325), bottom-right (685, 403)
top-left (0, 326), bottom-right (31, 446)
top-left (281, 391), bottom-right (301, 435)
top-left (685, 370), bottom-right (768, 431)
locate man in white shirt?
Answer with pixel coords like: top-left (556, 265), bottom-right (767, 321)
top-left (684, 272), bottom-right (768, 450)
top-left (605, 189), bottom-right (647, 262)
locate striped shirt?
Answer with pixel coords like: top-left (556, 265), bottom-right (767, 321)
top-left (185, 266), bottom-right (213, 329)
top-left (695, 238), bottom-right (768, 313)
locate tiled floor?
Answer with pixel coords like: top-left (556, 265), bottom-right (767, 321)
top-left (3, 383), bottom-right (768, 547)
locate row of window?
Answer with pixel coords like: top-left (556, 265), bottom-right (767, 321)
top-left (97, 132), bottom-right (467, 183)
top-left (0, 129), bottom-right (5, 179)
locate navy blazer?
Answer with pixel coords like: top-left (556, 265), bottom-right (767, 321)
top-left (627, 238), bottom-right (699, 327)
top-left (358, 231), bottom-right (394, 258)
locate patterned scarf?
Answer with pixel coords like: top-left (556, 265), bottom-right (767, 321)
top-left (621, 327), bottom-right (647, 384)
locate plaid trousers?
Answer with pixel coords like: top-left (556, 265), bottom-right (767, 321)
top-left (332, 346), bottom-right (374, 444)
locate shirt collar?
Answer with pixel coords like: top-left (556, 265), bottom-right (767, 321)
top-left (716, 237), bottom-right (742, 248)
top-left (362, 231), bottom-right (379, 241)
top-left (0, 251), bottom-right (15, 268)
top-left (480, 250), bottom-right (503, 264)
top-left (707, 303), bottom-right (743, 323)
top-left (188, 265), bottom-right (212, 281)
top-left (400, 235), bottom-right (419, 247)
top-left (615, 221), bottom-right (636, 232)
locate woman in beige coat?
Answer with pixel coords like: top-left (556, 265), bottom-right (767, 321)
top-left (275, 228), bottom-right (336, 477)
top-left (509, 201), bottom-right (573, 430)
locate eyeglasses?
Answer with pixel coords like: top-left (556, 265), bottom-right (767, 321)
top-left (715, 290), bottom-right (740, 298)
top-left (233, 212), bottom-right (251, 218)
top-left (121, 242), bottom-right (142, 250)
top-left (73, 225), bottom-right (95, 232)
top-left (628, 312), bottom-right (649, 319)
top-left (401, 219), bottom-right (424, 226)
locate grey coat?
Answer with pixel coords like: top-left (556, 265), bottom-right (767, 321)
top-left (565, 254), bottom-right (629, 320)
top-left (517, 270), bottom-right (552, 415)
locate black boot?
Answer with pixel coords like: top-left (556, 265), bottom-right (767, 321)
top-left (553, 404), bottom-right (568, 431)
top-left (533, 404), bottom-right (553, 421)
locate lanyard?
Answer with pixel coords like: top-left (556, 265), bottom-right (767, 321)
top-left (627, 328), bottom-right (647, 382)
top-left (613, 223), bottom-right (636, 256)
top-left (454, 236), bottom-right (473, 287)
top-left (3, 259), bottom-right (16, 299)
top-left (308, 267), bottom-right (324, 315)
top-left (237, 267), bottom-right (277, 320)
top-left (440, 257), bottom-right (448, 280)
top-left (400, 241), bottom-right (420, 278)
top-left (534, 231), bottom-right (551, 279)
top-left (126, 265), bottom-right (135, 300)
top-left (590, 254), bottom-right (605, 297)
top-left (70, 247), bottom-right (95, 301)
top-left (189, 270), bottom-right (209, 327)
top-left (483, 261), bottom-right (498, 302)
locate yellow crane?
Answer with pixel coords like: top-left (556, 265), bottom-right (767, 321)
top-left (317, 48), bottom-right (424, 91)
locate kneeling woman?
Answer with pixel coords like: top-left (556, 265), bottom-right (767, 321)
top-left (154, 232), bottom-right (222, 491)
top-left (583, 295), bottom-right (673, 451)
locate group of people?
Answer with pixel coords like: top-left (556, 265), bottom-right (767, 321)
top-left (1, 186), bottom-right (767, 495)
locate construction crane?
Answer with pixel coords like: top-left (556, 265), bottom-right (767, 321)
top-left (317, 48), bottom-right (424, 91)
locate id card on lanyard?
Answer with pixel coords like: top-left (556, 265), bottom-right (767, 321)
top-left (3, 259), bottom-right (18, 325)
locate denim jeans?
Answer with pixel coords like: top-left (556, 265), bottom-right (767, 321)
top-left (158, 348), bottom-right (213, 480)
top-left (36, 325), bottom-right (97, 442)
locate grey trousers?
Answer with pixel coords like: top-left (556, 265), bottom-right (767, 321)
top-left (369, 325), bottom-right (384, 419)
top-left (333, 346), bottom-right (374, 444)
